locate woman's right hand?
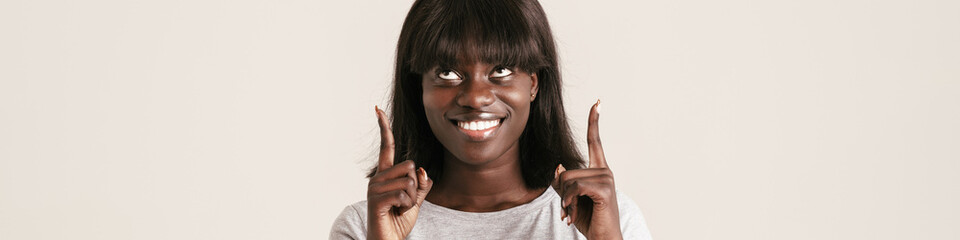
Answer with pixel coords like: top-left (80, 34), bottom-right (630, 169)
top-left (367, 107), bottom-right (433, 240)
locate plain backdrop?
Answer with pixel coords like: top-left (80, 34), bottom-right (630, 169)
top-left (2, 0), bottom-right (958, 239)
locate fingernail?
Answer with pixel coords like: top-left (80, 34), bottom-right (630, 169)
top-left (558, 164), bottom-right (566, 172)
top-left (374, 105), bottom-right (379, 115)
top-left (596, 99), bottom-right (601, 113)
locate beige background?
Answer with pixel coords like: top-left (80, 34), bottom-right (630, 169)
top-left (2, 0), bottom-right (958, 239)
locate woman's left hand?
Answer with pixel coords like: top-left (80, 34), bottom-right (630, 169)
top-left (553, 100), bottom-right (623, 240)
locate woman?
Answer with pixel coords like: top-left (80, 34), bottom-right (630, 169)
top-left (330, 0), bottom-right (652, 239)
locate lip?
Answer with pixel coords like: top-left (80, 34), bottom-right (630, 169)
top-left (447, 112), bottom-right (507, 141)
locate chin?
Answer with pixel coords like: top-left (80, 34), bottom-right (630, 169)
top-left (447, 139), bottom-right (521, 167)
top-left (449, 148), bottom-right (501, 165)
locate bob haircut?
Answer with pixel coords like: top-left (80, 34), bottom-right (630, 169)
top-left (369, 0), bottom-right (585, 189)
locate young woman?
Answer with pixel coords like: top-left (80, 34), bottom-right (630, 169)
top-left (330, 0), bottom-right (652, 239)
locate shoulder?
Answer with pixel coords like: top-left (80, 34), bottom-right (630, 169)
top-left (615, 191), bottom-right (654, 240)
top-left (328, 201), bottom-right (368, 240)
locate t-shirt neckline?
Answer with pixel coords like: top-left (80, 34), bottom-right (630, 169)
top-left (420, 187), bottom-right (557, 219)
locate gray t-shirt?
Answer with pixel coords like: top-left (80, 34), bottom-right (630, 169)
top-left (329, 187), bottom-right (652, 239)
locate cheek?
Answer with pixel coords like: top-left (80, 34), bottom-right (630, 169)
top-left (421, 86), bottom-right (460, 130)
top-left (421, 87), bottom-right (451, 112)
top-left (501, 83), bottom-right (533, 127)
top-left (421, 88), bottom-right (450, 141)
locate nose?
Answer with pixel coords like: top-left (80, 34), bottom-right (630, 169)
top-left (456, 78), bottom-right (495, 109)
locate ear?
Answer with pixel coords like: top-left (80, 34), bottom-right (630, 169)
top-left (530, 72), bottom-right (539, 102)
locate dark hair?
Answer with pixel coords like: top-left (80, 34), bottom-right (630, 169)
top-left (369, 0), bottom-right (584, 189)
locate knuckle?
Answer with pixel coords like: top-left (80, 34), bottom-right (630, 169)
top-left (379, 143), bottom-right (394, 150)
top-left (602, 175), bottom-right (615, 184)
top-left (393, 190), bottom-right (405, 200)
top-left (422, 178), bottom-right (434, 188)
top-left (369, 174), bottom-right (384, 184)
top-left (589, 118), bottom-right (599, 125)
top-left (402, 160), bottom-right (416, 169)
top-left (565, 180), bottom-right (580, 192)
top-left (559, 171), bottom-right (573, 182)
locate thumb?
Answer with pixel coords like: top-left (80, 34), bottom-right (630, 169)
top-left (551, 164), bottom-right (566, 192)
top-left (415, 167), bottom-right (433, 206)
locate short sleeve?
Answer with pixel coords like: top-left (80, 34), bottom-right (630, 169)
top-left (617, 191), bottom-right (653, 240)
top-left (329, 204), bottom-right (367, 240)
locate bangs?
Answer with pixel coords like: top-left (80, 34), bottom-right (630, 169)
top-left (403, 0), bottom-right (550, 74)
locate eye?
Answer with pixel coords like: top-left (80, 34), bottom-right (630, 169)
top-left (438, 70), bottom-right (462, 80)
top-left (491, 67), bottom-right (513, 78)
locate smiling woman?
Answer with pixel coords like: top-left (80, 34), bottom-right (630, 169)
top-left (329, 0), bottom-right (652, 239)
top-left (381, 0), bottom-right (579, 188)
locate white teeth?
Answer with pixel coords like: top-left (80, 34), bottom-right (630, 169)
top-left (457, 119), bottom-right (500, 131)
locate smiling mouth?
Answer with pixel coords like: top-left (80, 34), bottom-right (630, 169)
top-left (452, 118), bottom-right (504, 141)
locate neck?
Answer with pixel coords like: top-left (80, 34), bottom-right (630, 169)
top-left (425, 142), bottom-right (545, 212)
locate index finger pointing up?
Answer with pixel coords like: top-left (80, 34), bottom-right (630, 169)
top-left (376, 106), bottom-right (396, 173)
top-left (588, 100), bottom-right (607, 168)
